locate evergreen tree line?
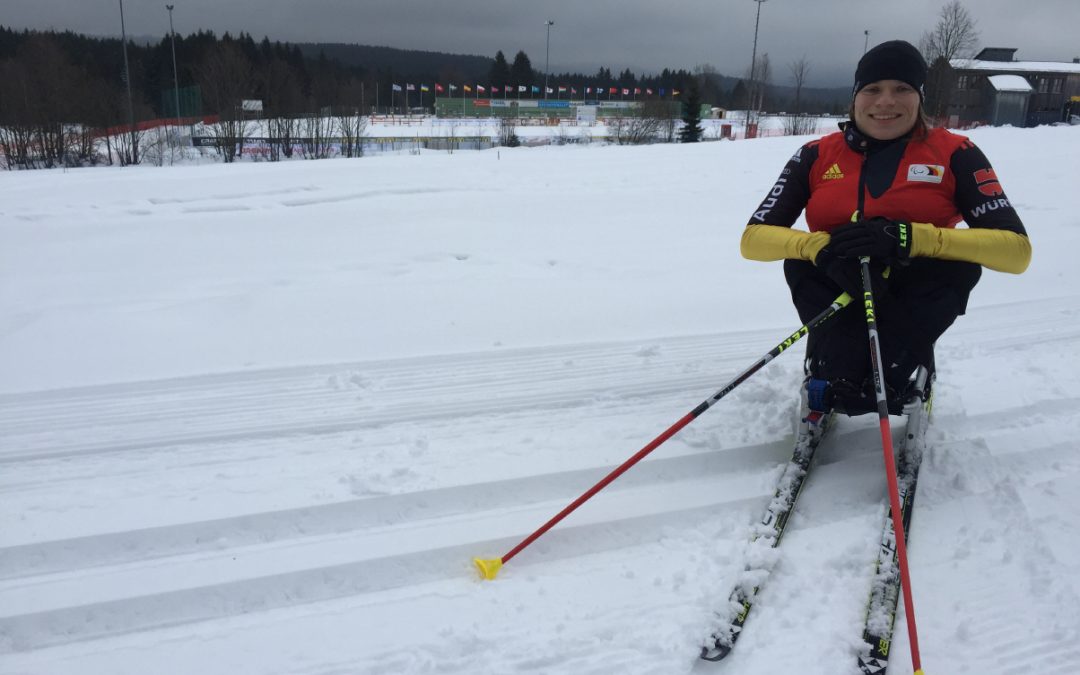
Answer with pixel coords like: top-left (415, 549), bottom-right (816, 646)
top-left (486, 50), bottom-right (845, 114)
top-left (0, 26), bottom-right (846, 168)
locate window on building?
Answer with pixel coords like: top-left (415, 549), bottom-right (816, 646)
top-left (1038, 77), bottom-right (1049, 93)
top-left (1051, 78), bottom-right (1063, 94)
top-left (957, 74), bottom-right (970, 90)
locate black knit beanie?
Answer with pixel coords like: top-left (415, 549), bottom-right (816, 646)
top-left (853, 40), bottom-right (928, 98)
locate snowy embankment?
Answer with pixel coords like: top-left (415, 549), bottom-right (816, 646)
top-left (2, 126), bottom-right (1079, 674)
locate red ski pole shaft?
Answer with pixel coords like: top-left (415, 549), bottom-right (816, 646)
top-left (473, 292), bottom-right (854, 580)
top-left (860, 258), bottom-right (924, 674)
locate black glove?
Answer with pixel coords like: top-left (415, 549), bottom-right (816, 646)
top-left (828, 217), bottom-right (912, 264)
top-left (815, 247), bottom-right (890, 299)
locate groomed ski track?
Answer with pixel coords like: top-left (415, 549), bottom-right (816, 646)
top-left (3, 296), bottom-right (1080, 675)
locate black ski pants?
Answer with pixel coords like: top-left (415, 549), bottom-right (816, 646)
top-left (784, 257), bottom-right (982, 391)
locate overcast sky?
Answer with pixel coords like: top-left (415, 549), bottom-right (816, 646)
top-left (3, 1), bottom-right (1077, 87)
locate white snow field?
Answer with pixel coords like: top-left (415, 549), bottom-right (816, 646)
top-left (2, 126), bottom-right (1080, 675)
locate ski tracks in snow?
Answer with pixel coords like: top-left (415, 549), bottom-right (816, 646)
top-left (2, 296), bottom-right (1080, 673)
top-left (0, 327), bottom-right (804, 671)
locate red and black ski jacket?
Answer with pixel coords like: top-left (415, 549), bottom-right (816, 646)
top-left (742, 124), bottom-right (1031, 274)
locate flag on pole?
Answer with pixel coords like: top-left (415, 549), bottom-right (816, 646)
top-left (608, 87), bottom-right (617, 95)
top-left (646, 88), bottom-right (653, 95)
top-left (571, 87), bottom-right (577, 94)
top-left (449, 84), bottom-right (458, 91)
top-left (421, 84), bottom-right (430, 92)
top-left (518, 85), bottom-right (527, 92)
top-left (532, 86), bottom-right (540, 94)
top-left (622, 88), bottom-right (629, 96)
top-left (558, 86), bottom-right (567, 93)
top-left (436, 83), bottom-right (444, 93)
top-left (673, 89), bottom-right (681, 96)
top-left (392, 84), bottom-right (403, 92)
top-left (464, 85), bottom-right (472, 92)
top-left (659, 88), bottom-right (666, 97)
top-left (477, 85), bottom-right (486, 93)
top-left (586, 87), bottom-right (592, 94)
top-left (633, 87), bottom-right (641, 95)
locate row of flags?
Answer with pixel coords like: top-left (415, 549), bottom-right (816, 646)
top-left (389, 84), bottom-right (682, 97)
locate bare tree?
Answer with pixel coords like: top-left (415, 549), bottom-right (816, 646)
top-left (783, 114), bottom-right (818, 136)
top-left (608, 102), bottom-right (666, 145)
top-left (745, 52), bottom-right (772, 124)
top-left (112, 126), bottom-right (147, 166)
top-left (142, 126), bottom-right (183, 166)
top-left (300, 112), bottom-right (334, 159)
top-left (0, 35), bottom-right (88, 168)
top-left (499, 118), bottom-right (521, 147)
top-left (920, 1), bottom-right (979, 121)
top-left (694, 63), bottom-right (725, 109)
top-left (647, 97), bottom-right (678, 143)
top-left (919, 0), bottom-right (979, 63)
top-left (782, 56), bottom-right (816, 136)
top-left (199, 42), bottom-right (256, 162)
top-left (755, 53), bottom-right (772, 111)
top-left (262, 57), bottom-right (304, 160)
top-left (0, 56), bottom-right (36, 168)
top-left (335, 77), bottom-right (368, 158)
top-left (789, 57), bottom-right (810, 114)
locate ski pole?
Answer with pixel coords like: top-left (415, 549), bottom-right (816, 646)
top-left (859, 257), bottom-right (924, 675)
top-left (473, 291), bottom-right (855, 581)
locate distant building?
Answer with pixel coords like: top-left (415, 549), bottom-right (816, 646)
top-left (943, 48), bottom-right (1080, 127)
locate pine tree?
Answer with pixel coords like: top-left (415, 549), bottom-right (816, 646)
top-left (489, 50), bottom-right (511, 89)
top-left (510, 51), bottom-right (533, 90)
top-left (731, 80), bottom-right (748, 110)
top-left (679, 81), bottom-right (703, 143)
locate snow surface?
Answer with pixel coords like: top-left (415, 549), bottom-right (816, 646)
top-left (2, 126), bottom-right (1080, 674)
top-left (987, 75), bottom-right (1035, 93)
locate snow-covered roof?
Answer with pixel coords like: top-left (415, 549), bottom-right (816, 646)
top-left (987, 74), bottom-right (1034, 92)
top-left (951, 58), bottom-right (1080, 75)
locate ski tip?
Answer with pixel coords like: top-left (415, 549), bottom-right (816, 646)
top-left (473, 557), bottom-right (503, 580)
top-left (914, 671), bottom-right (925, 675)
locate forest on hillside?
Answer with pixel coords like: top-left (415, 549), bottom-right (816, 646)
top-left (0, 26), bottom-right (847, 168)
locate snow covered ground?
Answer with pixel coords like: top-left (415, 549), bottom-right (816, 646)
top-left (2, 125), bottom-right (1079, 674)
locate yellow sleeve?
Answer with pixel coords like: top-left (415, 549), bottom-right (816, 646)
top-left (741, 224), bottom-right (831, 263)
top-left (909, 222), bottom-right (1031, 274)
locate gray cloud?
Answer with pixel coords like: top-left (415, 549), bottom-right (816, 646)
top-left (3, 0), bottom-right (1077, 86)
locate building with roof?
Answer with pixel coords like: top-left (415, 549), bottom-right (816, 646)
top-left (942, 48), bottom-right (1080, 127)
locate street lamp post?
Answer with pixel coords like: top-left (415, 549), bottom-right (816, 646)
top-left (166, 5), bottom-right (182, 141)
top-left (118, 0), bottom-right (138, 164)
top-left (544, 20), bottom-right (554, 100)
top-left (749, 0), bottom-right (767, 115)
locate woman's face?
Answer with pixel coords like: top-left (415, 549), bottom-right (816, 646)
top-left (853, 79), bottom-right (921, 140)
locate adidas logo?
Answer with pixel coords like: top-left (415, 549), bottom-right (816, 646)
top-left (822, 163), bottom-right (844, 180)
